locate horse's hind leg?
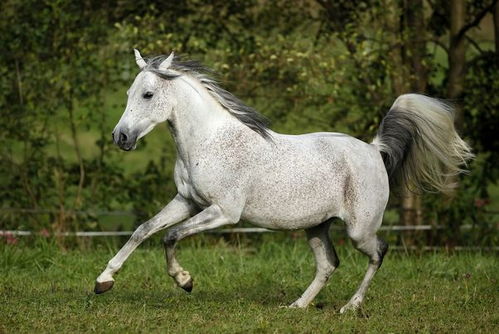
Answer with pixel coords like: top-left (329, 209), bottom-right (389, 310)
top-left (289, 221), bottom-right (339, 308)
top-left (340, 216), bottom-right (388, 313)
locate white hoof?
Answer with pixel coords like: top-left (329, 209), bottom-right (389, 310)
top-left (96, 272), bottom-right (114, 285)
top-left (287, 300), bottom-right (308, 308)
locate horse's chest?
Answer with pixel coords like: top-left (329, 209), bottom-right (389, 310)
top-left (174, 161), bottom-right (211, 207)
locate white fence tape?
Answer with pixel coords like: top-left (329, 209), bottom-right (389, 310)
top-left (0, 224), bottom-right (478, 237)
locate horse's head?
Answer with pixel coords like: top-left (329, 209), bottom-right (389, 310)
top-left (112, 49), bottom-right (178, 151)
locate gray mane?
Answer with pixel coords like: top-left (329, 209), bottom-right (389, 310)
top-left (144, 55), bottom-right (271, 139)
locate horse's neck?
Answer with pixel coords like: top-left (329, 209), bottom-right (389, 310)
top-left (169, 77), bottom-right (242, 163)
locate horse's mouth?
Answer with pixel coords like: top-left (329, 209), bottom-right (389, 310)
top-left (114, 130), bottom-right (138, 151)
top-left (119, 142), bottom-right (137, 151)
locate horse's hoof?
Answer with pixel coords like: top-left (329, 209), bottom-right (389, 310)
top-left (339, 302), bottom-right (359, 314)
top-left (340, 295), bottom-right (362, 313)
top-left (94, 280), bottom-right (114, 294)
top-left (287, 301), bottom-right (306, 308)
top-left (181, 278), bottom-right (193, 293)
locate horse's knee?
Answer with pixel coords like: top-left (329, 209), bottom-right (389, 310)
top-left (130, 222), bottom-right (155, 243)
top-left (130, 227), bottom-right (146, 243)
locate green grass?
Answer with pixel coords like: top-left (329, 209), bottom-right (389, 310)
top-left (1, 235), bottom-right (497, 333)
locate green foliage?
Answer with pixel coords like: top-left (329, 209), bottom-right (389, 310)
top-left (424, 153), bottom-right (498, 246)
top-left (422, 51), bottom-right (499, 246)
top-left (464, 52), bottom-right (499, 157)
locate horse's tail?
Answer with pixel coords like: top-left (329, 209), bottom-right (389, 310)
top-left (371, 94), bottom-right (474, 194)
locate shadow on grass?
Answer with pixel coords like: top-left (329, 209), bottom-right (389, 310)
top-left (25, 277), bottom-right (352, 313)
top-left (85, 280), bottom-right (353, 314)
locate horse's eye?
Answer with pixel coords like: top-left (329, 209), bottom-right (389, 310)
top-left (143, 92), bottom-right (154, 99)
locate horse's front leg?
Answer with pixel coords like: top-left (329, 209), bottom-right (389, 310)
top-left (94, 194), bottom-right (195, 294)
top-left (163, 204), bottom-right (238, 292)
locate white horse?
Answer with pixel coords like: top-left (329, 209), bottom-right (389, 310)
top-left (95, 50), bottom-right (473, 312)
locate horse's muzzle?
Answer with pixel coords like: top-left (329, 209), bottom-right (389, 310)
top-left (112, 128), bottom-right (137, 151)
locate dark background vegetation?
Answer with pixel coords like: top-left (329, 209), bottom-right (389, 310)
top-left (1, 0), bottom-right (498, 247)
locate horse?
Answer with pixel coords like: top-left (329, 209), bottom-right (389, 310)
top-left (94, 49), bottom-right (473, 313)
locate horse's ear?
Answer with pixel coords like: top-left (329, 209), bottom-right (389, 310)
top-left (134, 49), bottom-right (147, 69)
top-left (159, 52), bottom-right (174, 71)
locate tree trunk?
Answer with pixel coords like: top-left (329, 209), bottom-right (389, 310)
top-left (399, 0), bottom-right (425, 241)
top-left (406, 0), bottom-right (428, 93)
top-left (494, 1), bottom-right (499, 55)
top-left (67, 100), bottom-right (85, 209)
top-left (444, 0), bottom-right (469, 246)
top-left (386, 1), bottom-right (410, 95)
top-left (385, 0), bottom-right (425, 242)
top-left (447, 0), bottom-right (467, 132)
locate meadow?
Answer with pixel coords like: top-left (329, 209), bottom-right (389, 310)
top-left (1, 234), bottom-right (497, 333)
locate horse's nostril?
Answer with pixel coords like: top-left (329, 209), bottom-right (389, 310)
top-left (120, 132), bottom-right (128, 143)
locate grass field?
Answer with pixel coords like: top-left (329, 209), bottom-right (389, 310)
top-left (1, 235), bottom-right (497, 333)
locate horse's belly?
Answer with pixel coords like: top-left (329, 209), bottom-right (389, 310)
top-left (241, 208), bottom-right (335, 230)
top-left (241, 177), bottom-right (343, 230)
